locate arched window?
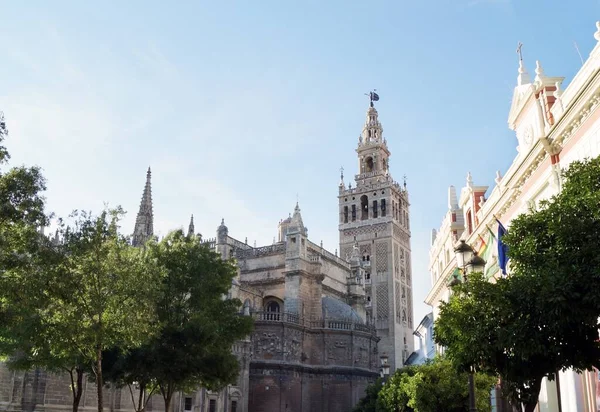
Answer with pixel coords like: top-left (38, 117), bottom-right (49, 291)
top-left (360, 195), bottom-right (369, 220)
top-left (264, 298), bottom-right (282, 321)
top-left (343, 206), bottom-right (349, 223)
top-left (381, 199), bottom-right (386, 217)
top-left (372, 200), bottom-right (378, 218)
top-left (365, 157), bottom-right (374, 172)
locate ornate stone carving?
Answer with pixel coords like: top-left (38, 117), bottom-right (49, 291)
top-left (376, 283), bottom-right (389, 320)
top-left (255, 332), bottom-right (281, 358)
top-left (284, 329), bottom-right (302, 361)
top-left (375, 242), bottom-right (388, 273)
top-left (326, 338), bottom-right (351, 361)
top-left (393, 243), bottom-right (400, 279)
top-left (360, 243), bottom-right (371, 257)
top-left (395, 281), bottom-right (401, 324)
top-left (343, 223), bottom-right (387, 237)
top-left (393, 224), bottom-right (410, 244)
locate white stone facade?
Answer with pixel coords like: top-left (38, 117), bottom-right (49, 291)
top-left (426, 21), bottom-right (600, 412)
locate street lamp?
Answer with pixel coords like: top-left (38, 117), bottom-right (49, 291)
top-left (451, 239), bottom-right (487, 412)
top-left (454, 240), bottom-right (473, 271)
top-left (380, 355), bottom-right (390, 383)
top-left (465, 252), bottom-right (486, 275)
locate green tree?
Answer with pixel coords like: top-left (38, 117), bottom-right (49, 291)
top-left (1, 207), bottom-right (161, 412)
top-left (435, 157), bottom-right (600, 412)
top-left (0, 112), bottom-right (90, 412)
top-left (56, 210), bottom-right (161, 412)
top-left (103, 230), bottom-right (254, 412)
top-left (352, 379), bottom-right (384, 412)
top-left (377, 358), bottom-right (494, 412)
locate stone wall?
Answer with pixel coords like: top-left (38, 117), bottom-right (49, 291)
top-left (248, 319), bottom-right (378, 412)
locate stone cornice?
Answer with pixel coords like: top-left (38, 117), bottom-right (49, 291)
top-left (249, 360), bottom-right (378, 377)
top-left (549, 69), bottom-right (600, 147)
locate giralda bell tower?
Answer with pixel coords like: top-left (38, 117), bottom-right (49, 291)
top-left (338, 93), bottom-right (414, 371)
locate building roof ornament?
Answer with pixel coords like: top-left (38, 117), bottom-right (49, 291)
top-left (466, 172), bottom-right (473, 188)
top-left (132, 167), bottom-right (154, 247)
top-left (534, 60), bottom-right (547, 84)
top-left (594, 21), bottom-right (600, 41)
top-left (517, 59), bottom-right (531, 86)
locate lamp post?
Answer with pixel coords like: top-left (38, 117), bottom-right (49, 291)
top-left (379, 355), bottom-right (390, 384)
top-left (451, 240), bottom-right (487, 412)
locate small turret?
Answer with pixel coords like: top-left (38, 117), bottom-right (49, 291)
top-left (217, 218), bottom-right (228, 244)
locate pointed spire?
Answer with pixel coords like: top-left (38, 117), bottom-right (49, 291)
top-left (132, 167), bottom-right (154, 247)
top-left (534, 60), bottom-right (546, 84)
top-left (289, 201), bottom-right (307, 236)
top-left (339, 166), bottom-right (345, 188)
top-left (187, 214), bottom-right (195, 237)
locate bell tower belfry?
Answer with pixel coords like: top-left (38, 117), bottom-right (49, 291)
top-left (338, 94), bottom-right (414, 372)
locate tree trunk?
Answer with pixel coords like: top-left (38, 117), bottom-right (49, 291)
top-left (163, 385), bottom-right (173, 412)
top-left (137, 386), bottom-right (145, 412)
top-left (96, 345), bottom-right (104, 412)
top-left (68, 367), bottom-right (84, 412)
top-left (74, 368), bottom-right (84, 412)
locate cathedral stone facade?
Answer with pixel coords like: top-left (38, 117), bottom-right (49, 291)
top-left (0, 101), bottom-right (413, 412)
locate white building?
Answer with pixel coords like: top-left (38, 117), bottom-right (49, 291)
top-left (405, 313), bottom-right (435, 366)
top-left (426, 21), bottom-right (600, 412)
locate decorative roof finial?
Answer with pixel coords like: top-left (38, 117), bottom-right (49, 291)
top-left (339, 166), bottom-right (345, 187)
top-left (466, 172), bottom-right (473, 187)
top-left (495, 170), bottom-right (503, 185)
top-left (403, 174), bottom-right (407, 188)
top-left (595, 21), bottom-right (600, 41)
top-left (516, 42), bottom-right (531, 86)
top-left (516, 41), bottom-right (524, 61)
top-left (364, 89), bottom-right (380, 108)
top-left (534, 60), bottom-right (546, 83)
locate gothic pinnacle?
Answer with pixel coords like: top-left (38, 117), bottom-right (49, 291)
top-left (188, 214), bottom-right (195, 237)
top-left (132, 167), bottom-right (154, 247)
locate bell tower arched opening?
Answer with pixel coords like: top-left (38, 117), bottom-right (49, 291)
top-left (360, 195), bottom-right (369, 220)
top-left (366, 157), bottom-right (374, 172)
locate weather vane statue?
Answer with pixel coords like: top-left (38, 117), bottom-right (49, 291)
top-left (365, 89), bottom-right (380, 107)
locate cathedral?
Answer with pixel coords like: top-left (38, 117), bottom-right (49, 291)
top-left (0, 100), bottom-right (414, 412)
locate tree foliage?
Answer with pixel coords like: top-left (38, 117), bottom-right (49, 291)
top-left (352, 379), bottom-right (384, 412)
top-left (1, 205), bottom-right (161, 412)
top-left (103, 230), bottom-right (254, 412)
top-left (376, 358), bottom-right (495, 412)
top-left (435, 157), bottom-right (600, 412)
top-left (353, 358), bottom-right (495, 412)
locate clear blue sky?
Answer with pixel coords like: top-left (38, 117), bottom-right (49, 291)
top-left (1, 0), bottom-right (599, 323)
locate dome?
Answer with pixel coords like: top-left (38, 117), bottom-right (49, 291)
top-left (321, 296), bottom-right (364, 324)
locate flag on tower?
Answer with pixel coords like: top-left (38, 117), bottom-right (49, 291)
top-left (370, 91), bottom-right (380, 102)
